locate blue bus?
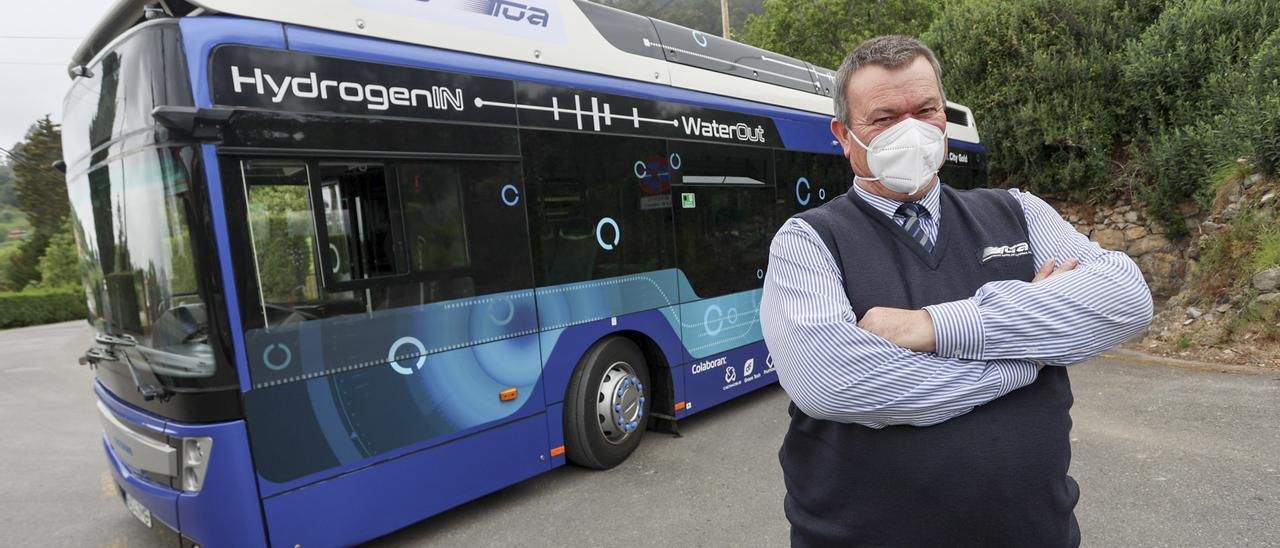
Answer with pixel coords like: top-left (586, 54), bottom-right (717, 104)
top-left (63, 1), bottom-right (987, 545)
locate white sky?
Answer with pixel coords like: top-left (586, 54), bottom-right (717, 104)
top-left (0, 1), bottom-right (110, 151)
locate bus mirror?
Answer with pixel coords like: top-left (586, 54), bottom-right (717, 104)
top-left (151, 106), bottom-right (235, 142)
top-left (51, 160), bottom-right (67, 174)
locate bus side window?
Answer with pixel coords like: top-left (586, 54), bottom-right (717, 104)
top-left (521, 130), bottom-right (675, 286)
top-left (317, 163), bottom-right (408, 284)
top-left (366, 160), bottom-right (533, 310)
top-left (241, 160), bottom-right (325, 327)
top-left (775, 151), bottom-right (850, 221)
top-left (670, 142), bottom-right (775, 299)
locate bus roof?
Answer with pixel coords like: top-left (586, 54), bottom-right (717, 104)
top-left (72, 0), bottom-right (980, 141)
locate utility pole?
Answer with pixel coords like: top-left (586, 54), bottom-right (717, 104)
top-left (721, 0), bottom-right (730, 39)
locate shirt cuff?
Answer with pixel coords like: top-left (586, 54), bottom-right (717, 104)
top-left (994, 360), bottom-right (1041, 397)
top-left (924, 298), bottom-right (985, 360)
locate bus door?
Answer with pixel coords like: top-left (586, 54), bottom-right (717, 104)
top-left (669, 141), bottom-right (777, 410)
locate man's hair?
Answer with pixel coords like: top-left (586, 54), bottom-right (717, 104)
top-left (833, 35), bottom-right (946, 127)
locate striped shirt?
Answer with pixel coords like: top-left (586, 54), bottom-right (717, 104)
top-left (760, 181), bottom-right (1153, 428)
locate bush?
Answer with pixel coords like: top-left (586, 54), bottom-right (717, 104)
top-left (1124, 0), bottom-right (1280, 229)
top-left (0, 286), bottom-right (87, 329)
top-left (35, 219), bottom-right (81, 289)
top-left (924, 0), bottom-right (1158, 198)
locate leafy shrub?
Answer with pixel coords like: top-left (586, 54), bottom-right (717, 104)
top-left (924, 0), bottom-right (1158, 198)
top-left (35, 219), bottom-right (81, 289)
top-left (0, 286), bottom-right (87, 329)
top-left (1124, 0), bottom-right (1280, 228)
top-left (743, 0), bottom-right (940, 68)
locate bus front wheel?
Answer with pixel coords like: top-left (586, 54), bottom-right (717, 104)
top-left (564, 336), bottom-right (651, 469)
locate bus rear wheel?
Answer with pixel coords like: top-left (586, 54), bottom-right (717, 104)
top-left (564, 336), bottom-right (650, 470)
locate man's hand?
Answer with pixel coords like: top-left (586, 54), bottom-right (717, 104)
top-left (1032, 258), bottom-right (1079, 283)
top-left (857, 307), bottom-right (936, 353)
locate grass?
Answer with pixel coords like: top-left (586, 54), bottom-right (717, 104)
top-left (1200, 160), bottom-right (1253, 211)
top-left (1176, 334), bottom-right (1192, 350)
top-left (1251, 223), bottom-right (1280, 273)
top-left (1196, 212), bottom-right (1262, 301)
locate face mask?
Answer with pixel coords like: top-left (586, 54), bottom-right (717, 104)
top-left (848, 117), bottom-right (946, 195)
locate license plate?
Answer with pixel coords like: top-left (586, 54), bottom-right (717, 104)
top-left (124, 492), bottom-right (152, 528)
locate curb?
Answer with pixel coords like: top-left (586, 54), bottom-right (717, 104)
top-left (1103, 347), bottom-right (1277, 376)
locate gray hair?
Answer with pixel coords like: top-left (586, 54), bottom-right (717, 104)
top-left (833, 35), bottom-right (946, 127)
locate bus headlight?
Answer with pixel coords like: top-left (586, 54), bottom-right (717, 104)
top-left (179, 437), bottom-right (213, 492)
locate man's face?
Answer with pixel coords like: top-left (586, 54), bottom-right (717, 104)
top-left (831, 55), bottom-right (948, 199)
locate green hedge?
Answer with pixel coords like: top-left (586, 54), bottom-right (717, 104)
top-left (923, 0), bottom-right (1280, 235)
top-left (0, 286), bottom-right (87, 329)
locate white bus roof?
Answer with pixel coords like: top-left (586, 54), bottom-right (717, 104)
top-left (73, 0), bottom-right (979, 141)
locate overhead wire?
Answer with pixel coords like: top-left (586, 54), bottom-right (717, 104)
top-left (0, 145), bottom-right (67, 186)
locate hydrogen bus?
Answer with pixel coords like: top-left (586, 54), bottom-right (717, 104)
top-left (63, 0), bottom-right (987, 545)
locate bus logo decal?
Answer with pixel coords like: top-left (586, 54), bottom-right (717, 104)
top-left (229, 65), bottom-right (466, 113)
top-left (679, 116), bottom-right (766, 143)
top-left (461, 0), bottom-right (550, 27)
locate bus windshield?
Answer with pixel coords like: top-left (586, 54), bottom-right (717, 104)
top-left (62, 22), bottom-right (223, 386)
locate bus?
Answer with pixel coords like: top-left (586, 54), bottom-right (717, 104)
top-left (63, 1), bottom-right (987, 545)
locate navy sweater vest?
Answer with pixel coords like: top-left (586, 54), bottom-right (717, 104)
top-left (782, 186), bottom-right (1079, 547)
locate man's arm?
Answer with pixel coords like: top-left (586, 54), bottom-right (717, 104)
top-left (923, 189), bottom-right (1154, 365)
top-left (760, 218), bottom-right (1040, 428)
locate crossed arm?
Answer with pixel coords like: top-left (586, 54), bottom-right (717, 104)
top-left (760, 190), bottom-right (1154, 428)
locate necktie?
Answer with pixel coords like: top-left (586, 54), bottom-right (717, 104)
top-left (896, 202), bottom-right (934, 254)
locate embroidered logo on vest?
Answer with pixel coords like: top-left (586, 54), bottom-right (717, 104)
top-left (980, 242), bottom-right (1032, 263)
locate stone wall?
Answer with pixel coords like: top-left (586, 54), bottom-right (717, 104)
top-left (1047, 200), bottom-right (1192, 301)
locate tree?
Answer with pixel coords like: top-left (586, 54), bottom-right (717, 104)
top-left (0, 163), bottom-right (15, 209)
top-left (35, 219), bottom-right (81, 289)
top-left (4, 116), bottom-right (67, 290)
top-left (4, 232), bottom-right (49, 291)
top-left (9, 116), bottom-right (67, 237)
top-left (740, 0), bottom-right (942, 69)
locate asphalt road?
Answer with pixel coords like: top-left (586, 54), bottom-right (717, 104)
top-left (1, 322), bottom-right (1277, 547)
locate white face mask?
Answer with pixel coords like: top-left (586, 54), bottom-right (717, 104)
top-left (848, 117), bottom-right (946, 195)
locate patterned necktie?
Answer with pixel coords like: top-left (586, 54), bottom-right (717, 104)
top-left (896, 202), bottom-right (934, 254)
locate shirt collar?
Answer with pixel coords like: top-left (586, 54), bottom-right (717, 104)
top-left (852, 179), bottom-right (942, 221)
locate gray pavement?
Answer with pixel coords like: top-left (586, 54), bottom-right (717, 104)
top-left (1, 321), bottom-right (1278, 547)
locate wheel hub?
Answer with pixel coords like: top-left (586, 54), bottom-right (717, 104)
top-left (596, 361), bottom-right (645, 444)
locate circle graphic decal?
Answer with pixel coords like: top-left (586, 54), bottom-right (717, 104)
top-left (796, 177), bottom-right (812, 206)
top-left (489, 298), bottom-right (516, 326)
top-left (692, 30), bottom-right (708, 47)
top-left (501, 184), bottom-right (521, 206)
top-left (262, 344), bottom-right (292, 371)
top-left (703, 304), bottom-right (725, 337)
top-left (596, 217), bottom-right (621, 251)
top-left (388, 336), bottom-right (428, 376)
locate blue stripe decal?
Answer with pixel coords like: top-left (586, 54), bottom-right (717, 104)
top-left (947, 139), bottom-right (987, 153)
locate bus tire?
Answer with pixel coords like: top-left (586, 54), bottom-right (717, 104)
top-left (564, 336), bottom-right (651, 470)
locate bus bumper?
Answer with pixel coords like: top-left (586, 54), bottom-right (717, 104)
top-left (96, 381), bottom-right (267, 547)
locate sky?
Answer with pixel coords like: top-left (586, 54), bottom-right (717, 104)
top-left (0, 1), bottom-right (109, 151)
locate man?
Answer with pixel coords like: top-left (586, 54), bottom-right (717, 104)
top-left (760, 35), bottom-right (1153, 547)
